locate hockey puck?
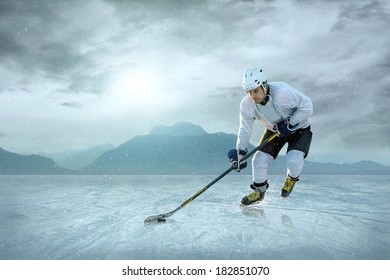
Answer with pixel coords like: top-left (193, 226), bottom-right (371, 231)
top-left (157, 218), bottom-right (166, 223)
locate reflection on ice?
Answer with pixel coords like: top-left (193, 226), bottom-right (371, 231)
top-left (240, 205), bottom-right (265, 219)
top-left (0, 175), bottom-right (389, 260)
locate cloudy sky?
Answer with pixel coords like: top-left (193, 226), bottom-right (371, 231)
top-left (0, 0), bottom-right (389, 165)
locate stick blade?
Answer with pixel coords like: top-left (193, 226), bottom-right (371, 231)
top-left (144, 214), bottom-right (166, 224)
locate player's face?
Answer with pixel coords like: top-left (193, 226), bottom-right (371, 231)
top-left (248, 85), bottom-right (266, 104)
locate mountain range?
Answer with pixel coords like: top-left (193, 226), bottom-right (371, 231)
top-left (0, 148), bottom-right (73, 175)
top-left (39, 143), bottom-right (115, 170)
top-left (1, 122), bottom-right (389, 175)
top-left (84, 122), bottom-right (241, 175)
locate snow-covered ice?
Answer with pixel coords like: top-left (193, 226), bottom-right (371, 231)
top-left (0, 174), bottom-right (389, 259)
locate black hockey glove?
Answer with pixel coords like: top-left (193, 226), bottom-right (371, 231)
top-left (276, 118), bottom-right (299, 138)
top-left (227, 149), bottom-right (248, 172)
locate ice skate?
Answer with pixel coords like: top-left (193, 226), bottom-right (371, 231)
top-left (241, 182), bottom-right (268, 206)
top-left (281, 175), bottom-right (299, 198)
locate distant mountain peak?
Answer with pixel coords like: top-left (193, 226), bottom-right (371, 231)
top-left (148, 122), bottom-right (208, 136)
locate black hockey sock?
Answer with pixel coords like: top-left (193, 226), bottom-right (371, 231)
top-left (288, 174), bottom-right (299, 181)
top-left (251, 181), bottom-right (269, 192)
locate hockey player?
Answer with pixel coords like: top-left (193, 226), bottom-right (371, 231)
top-left (228, 67), bottom-right (313, 205)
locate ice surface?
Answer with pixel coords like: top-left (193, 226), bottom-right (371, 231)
top-left (0, 174), bottom-right (389, 260)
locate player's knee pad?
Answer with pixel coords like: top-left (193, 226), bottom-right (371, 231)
top-left (286, 150), bottom-right (305, 178)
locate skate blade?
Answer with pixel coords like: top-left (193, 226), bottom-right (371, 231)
top-left (240, 200), bottom-right (261, 207)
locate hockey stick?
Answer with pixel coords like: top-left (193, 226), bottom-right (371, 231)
top-left (144, 133), bottom-right (278, 224)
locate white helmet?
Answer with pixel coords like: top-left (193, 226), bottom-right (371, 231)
top-left (242, 67), bottom-right (267, 92)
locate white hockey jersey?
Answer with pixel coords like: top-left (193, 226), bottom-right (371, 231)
top-left (236, 81), bottom-right (313, 150)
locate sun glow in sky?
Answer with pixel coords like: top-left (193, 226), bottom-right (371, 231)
top-left (112, 69), bottom-right (160, 105)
